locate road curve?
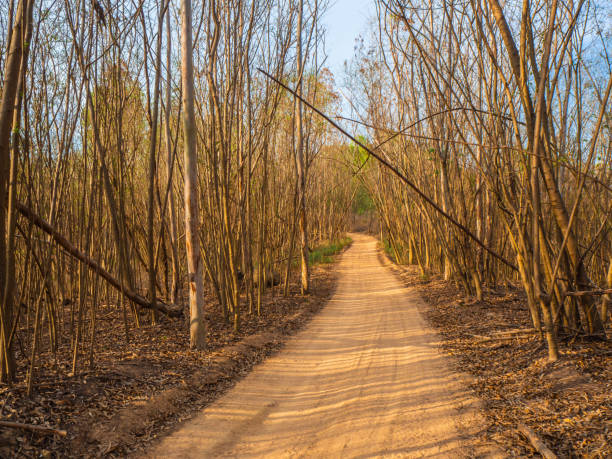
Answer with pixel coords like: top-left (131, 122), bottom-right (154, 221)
top-left (148, 233), bottom-right (494, 458)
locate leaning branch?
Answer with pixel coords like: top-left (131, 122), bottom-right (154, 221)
top-left (0, 420), bottom-right (67, 437)
top-left (335, 108), bottom-right (523, 152)
top-left (258, 68), bottom-right (517, 271)
top-left (564, 288), bottom-right (612, 298)
top-left (16, 202), bottom-right (182, 318)
top-left (518, 423), bottom-right (558, 459)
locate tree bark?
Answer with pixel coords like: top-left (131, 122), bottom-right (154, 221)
top-left (180, 0), bottom-right (207, 349)
top-left (146, 1), bottom-right (166, 322)
top-left (295, 0), bottom-right (310, 294)
top-left (165, 9), bottom-right (180, 304)
top-left (0, 0), bottom-right (33, 383)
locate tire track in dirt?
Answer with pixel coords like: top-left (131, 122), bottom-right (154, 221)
top-left (146, 233), bottom-right (501, 458)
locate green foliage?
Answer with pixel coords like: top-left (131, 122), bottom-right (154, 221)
top-left (348, 135), bottom-right (371, 170)
top-left (309, 237), bottom-right (352, 265)
top-left (352, 184), bottom-right (375, 215)
top-left (382, 238), bottom-right (395, 260)
top-left (347, 136), bottom-right (376, 216)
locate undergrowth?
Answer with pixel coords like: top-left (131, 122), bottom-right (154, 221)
top-left (308, 237), bottom-right (352, 265)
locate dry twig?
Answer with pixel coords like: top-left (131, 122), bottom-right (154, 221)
top-left (0, 420), bottom-right (67, 437)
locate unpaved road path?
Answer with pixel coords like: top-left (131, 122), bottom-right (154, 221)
top-left (148, 234), bottom-right (496, 458)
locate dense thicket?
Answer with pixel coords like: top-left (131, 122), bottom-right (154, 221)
top-left (347, 0), bottom-right (611, 360)
top-left (0, 0), bottom-right (353, 386)
top-left (1, 0), bottom-right (610, 392)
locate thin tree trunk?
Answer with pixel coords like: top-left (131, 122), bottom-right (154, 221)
top-left (0, 0), bottom-right (33, 383)
top-left (181, 0), bottom-right (206, 349)
top-left (146, 0), bottom-right (167, 323)
top-left (165, 10), bottom-right (181, 304)
top-left (295, 0), bottom-right (310, 294)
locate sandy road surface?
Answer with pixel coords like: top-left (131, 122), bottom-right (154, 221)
top-left (148, 234), bottom-right (496, 458)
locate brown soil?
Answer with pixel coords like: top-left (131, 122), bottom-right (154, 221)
top-left (0, 261), bottom-right (338, 458)
top-left (388, 262), bottom-right (612, 458)
top-left (145, 234), bottom-right (499, 458)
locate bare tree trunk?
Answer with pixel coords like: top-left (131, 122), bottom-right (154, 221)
top-left (147, 1), bottom-right (166, 322)
top-left (295, 0), bottom-right (310, 294)
top-left (165, 10), bottom-right (180, 304)
top-left (0, 0), bottom-right (33, 383)
top-left (180, 0), bottom-right (206, 349)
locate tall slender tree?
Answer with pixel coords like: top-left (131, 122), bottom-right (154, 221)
top-left (180, 0), bottom-right (206, 349)
top-left (295, 0), bottom-right (310, 294)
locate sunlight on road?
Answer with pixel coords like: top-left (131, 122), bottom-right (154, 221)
top-left (148, 234), bottom-right (491, 458)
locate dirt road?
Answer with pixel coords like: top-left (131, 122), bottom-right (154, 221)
top-left (148, 234), bottom-right (496, 458)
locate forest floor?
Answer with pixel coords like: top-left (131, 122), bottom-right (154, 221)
top-left (145, 233), bottom-right (498, 458)
top-left (0, 258), bottom-right (340, 458)
top-left (4, 235), bottom-right (610, 458)
top-left (388, 262), bottom-right (612, 458)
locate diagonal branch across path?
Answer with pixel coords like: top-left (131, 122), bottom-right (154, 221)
top-left (147, 234), bottom-right (499, 458)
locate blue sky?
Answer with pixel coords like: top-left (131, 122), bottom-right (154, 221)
top-left (323, 0), bottom-right (375, 80)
